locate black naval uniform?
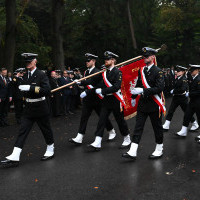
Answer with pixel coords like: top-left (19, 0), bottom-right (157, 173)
top-left (91, 67), bottom-right (129, 137)
top-left (78, 67), bottom-right (114, 134)
top-left (14, 68), bottom-right (54, 149)
top-left (182, 73), bottom-right (200, 127)
top-left (165, 75), bottom-right (195, 123)
top-left (132, 65), bottom-right (164, 144)
top-left (12, 76), bottom-right (24, 124)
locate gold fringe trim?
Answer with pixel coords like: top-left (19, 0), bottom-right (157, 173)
top-left (124, 112), bottom-right (137, 120)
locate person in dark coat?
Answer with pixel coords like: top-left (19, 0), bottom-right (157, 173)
top-left (69, 53), bottom-right (116, 145)
top-left (163, 65), bottom-right (199, 131)
top-left (0, 68), bottom-right (12, 127)
top-left (1, 53), bottom-right (55, 168)
top-left (58, 70), bottom-right (73, 114)
top-left (175, 64), bottom-right (200, 138)
top-left (123, 47), bottom-right (165, 160)
top-left (49, 71), bottom-right (62, 117)
top-left (81, 51), bottom-right (131, 150)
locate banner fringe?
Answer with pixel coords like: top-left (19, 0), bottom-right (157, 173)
top-left (124, 112), bottom-right (137, 120)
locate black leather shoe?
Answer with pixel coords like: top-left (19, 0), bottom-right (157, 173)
top-left (122, 153), bottom-right (136, 160)
top-left (163, 128), bottom-right (169, 132)
top-left (0, 159), bottom-right (19, 168)
top-left (40, 155), bottom-right (54, 161)
top-left (87, 144), bottom-right (101, 151)
top-left (68, 138), bottom-right (82, 145)
top-left (195, 137), bottom-right (200, 142)
top-left (174, 133), bottom-right (186, 138)
top-left (119, 144), bottom-right (131, 149)
top-left (148, 154), bottom-right (163, 159)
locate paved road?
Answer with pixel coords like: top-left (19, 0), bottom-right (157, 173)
top-left (0, 98), bottom-right (200, 200)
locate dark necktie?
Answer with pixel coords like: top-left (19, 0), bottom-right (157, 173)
top-left (3, 77), bottom-right (6, 85)
top-left (28, 72), bottom-right (32, 79)
top-left (144, 67), bottom-right (148, 75)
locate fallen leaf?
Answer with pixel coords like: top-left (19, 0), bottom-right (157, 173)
top-left (192, 170), bottom-right (196, 173)
top-left (94, 187), bottom-right (99, 189)
top-left (166, 172), bottom-right (173, 175)
top-left (35, 178), bottom-right (38, 182)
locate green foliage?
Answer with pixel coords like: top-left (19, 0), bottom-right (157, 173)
top-left (0, 0), bottom-right (200, 70)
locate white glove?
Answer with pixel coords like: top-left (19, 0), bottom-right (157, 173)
top-left (19, 85), bottom-right (31, 91)
top-left (170, 89), bottom-right (174, 94)
top-left (130, 87), bottom-right (143, 95)
top-left (95, 88), bottom-right (102, 94)
top-left (74, 79), bottom-right (81, 85)
top-left (185, 92), bottom-right (189, 97)
top-left (80, 91), bottom-right (87, 98)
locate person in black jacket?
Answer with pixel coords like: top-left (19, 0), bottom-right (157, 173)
top-left (176, 64), bottom-right (200, 138)
top-left (163, 65), bottom-right (198, 131)
top-left (123, 47), bottom-right (165, 160)
top-left (1, 53), bottom-right (55, 168)
top-left (69, 53), bottom-right (116, 145)
top-left (12, 68), bottom-right (25, 124)
top-left (0, 68), bottom-right (12, 127)
top-left (49, 71), bottom-right (62, 117)
top-left (82, 51), bottom-right (131, 150)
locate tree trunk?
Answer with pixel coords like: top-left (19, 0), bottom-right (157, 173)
top-left (127, 0), bottom-right (137, 49)
top-left (52, 0), bottom-right (65, 70)
top-left (4, 0), bottom-right (16, 72)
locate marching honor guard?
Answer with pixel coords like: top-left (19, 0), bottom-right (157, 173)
top-left (1, 53), bottom-right (55, 168)
top-left (86, 51), bottom-right (131, 150)
top-left (176, 64), bottom-right (200, 139)
top-left (122, 47), bottom-right (165, 160)
top-left (163, 65), bottom-right (199, 131)
top-left (69, 53), bottom-right (116, 145)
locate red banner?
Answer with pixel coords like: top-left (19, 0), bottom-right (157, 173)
top-left (119, 59), bottom-right (146, 120)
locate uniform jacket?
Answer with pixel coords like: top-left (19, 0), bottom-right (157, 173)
top-left (189, 74), bottom-right (200, 102)
top-left (12, 77), bottom-right (24, 100)
top-left (173, 75), bottom-right (188, 95)
top-left (81, 67), bottom-right (104, 103)
top-left (21, 69), bottom-right (51, 117)
top-left (83, 67), bottom-right (122, 107)
top-left (134, 65), bottom-right (164, 112)
top-left (0, 75), bottom-right (12, 99)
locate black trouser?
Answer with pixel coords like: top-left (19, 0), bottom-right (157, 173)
top-left (94, 98), bottom-right (129, 137)
top-left (14, 99), bottom-right (24, 121)
top-left (14, 115), bottom-right (54, 149)
top-left (166, 96), bottom-right (195, 123)
top-left (0, 98), bottom-right (9, 125)
top-left (78, 102), bottom-right (113, 134)
top-left (132, 110), bottom-right (163, 144)
top-left (183, 102), bottom-right (200, 127)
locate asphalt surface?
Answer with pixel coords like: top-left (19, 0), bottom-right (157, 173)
top-left (0, 97), bottom-right (200, 200)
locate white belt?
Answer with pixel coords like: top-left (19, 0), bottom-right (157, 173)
top-left (26, 97), bottom-right (46, 103)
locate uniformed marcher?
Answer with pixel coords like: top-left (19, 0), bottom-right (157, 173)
top-left (0, 53), bottom-right (55, 168)
top-left (12, 68), bottom-right (25, 124)
top-left (163, 65), bottom-right (199, 131)
top-left (175, 64), bottom-right (200, 139)
top-left (84, 51), bottom-right (131, 150)
top-left (122, 47), bottom-right (165, 160)
top-left (69, 53), bottom-right (116, 145)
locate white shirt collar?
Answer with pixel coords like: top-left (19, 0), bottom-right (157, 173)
top-left (193, 74), bottom-right (198, 80)
top-left (146, 63), bottom-right (154, 71)
top-left (29, 67), bottom-right (37, 76)
top-left (88, 66), bottom-right (95, 73)
top-left (177, 75), bottom-right (182, 80)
